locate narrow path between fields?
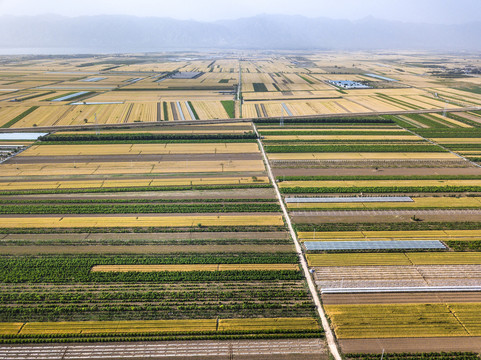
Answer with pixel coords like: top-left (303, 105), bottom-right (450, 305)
top-left (254, 123), bottom-right (342, 360)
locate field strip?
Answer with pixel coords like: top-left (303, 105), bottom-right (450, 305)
top-left (0, 176), bottom-right (270, 191)
top-left (0, 339), bottom-right (325, 359)
top-left (280, 179), bottom-right (481, 188)
top-left (263, 135), bottom-right (421, 141)
top-left (0, 215), bottom-right (284, 228)
top-left (255, 126), bottom-right (342, 360)
top-left (21, 143), bottom-right (261, 156)
top-left (325, 303), bottom-right (481, 339)
top-left (0, 317), bottom-right (319, 336)
top-left (91, 264), bottom-right (299, 272)
top-left (298, 229), bottom-right (481, 241)
top-left (0, 160), bottom-right (267, 176)
top-left (308, 252), bottom-right (481, 266)
top-left (291, 209), bottom-right (481, 217)
top-left (269, 153), bottom-right (459, 160)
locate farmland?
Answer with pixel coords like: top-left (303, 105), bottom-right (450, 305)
top-left (1, 51), bottom-right (481, 359)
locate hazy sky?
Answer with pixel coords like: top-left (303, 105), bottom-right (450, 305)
top-left (0, 0), bottom-right (479, 24)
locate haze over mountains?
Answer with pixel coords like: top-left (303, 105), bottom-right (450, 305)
top-left (0, 14), bottom-right (479, 53)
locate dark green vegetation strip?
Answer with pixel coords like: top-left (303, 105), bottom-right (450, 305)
top-left (0, 184), bottom-right (272, 196)
top-left (221, 100), bottom-right (235, 118)
top-left (278, 175), bottom-right (481, 181)
top-left (281, 186), bottom-right (481, 194)
top-left (41, 133), bottom-right (256, 142)
top-left (0, 331), bottom-right (322, 344)
top-left (0, 255), bottom-right (300, 283)
top-left (39, 139), bottom-right (258, 145)
top-left (295, 222), bottom-right (481, 232)
top-left (0, 203), bottom-right (281, 215)
top-left (445, 241), bottom-right (481, 252)
top-left (265, 144), bottom-right (444, 153)
top-left (415, 129), bottom-right (481, 138)
top-left (163, 101), bottom-right (169, 120)
top-left (187, 101), bottom-right (199, 120)
top-left (298, 75), bottom-right (314, 85)
top-left (1, 106), bottom-right (38, 128)
top-left (253, 83), bottom-right (268, 92)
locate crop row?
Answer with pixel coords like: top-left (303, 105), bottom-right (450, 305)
top-left (277, 175), bottom-right (481, 181)
top-left (281, 186), bottom-right (481, 194)
top-left (265, 145), bottom-right (444, 153)
top-left (0, 198), bottom-right (277, 205)
top-left (40, 133), bottom-right (257, 142)
top-left (295, 222), bottom-right (481, 232)
top-left (0, 203), bottom-right (281, 215)
top-left (0, 184), bottom-right (272, 196)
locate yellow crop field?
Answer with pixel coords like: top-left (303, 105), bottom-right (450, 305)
top-left (307, 253), bottom-right (411, 267)
top-left (407, 252), bottom-right (481, 265)
top-left (287, 196), bottom-right (481, 209)
top-left (263, 135), bottom-right (420, 141)
top-left (218, 317), bottom-right (319, 331)
top-left (325, 304), bottom-right (469, 339)
top-left (0, 176), bottom-right (269, 191)
top-left (0, 215), bottom-right (284, 228)
top-left (433, 138), bottom-right (481, 144)
top-left (307, 252), bottom-right (481, 266)
top-left (0, 106), bottom-right (33, 127)
top-left (1, 160), bottom-right (266, 177)
top-left (21, 143), bottom-right (260, 156)
top-left (269, 153), bottom-right (458, 161)
top-left (279, 179), bottom-right (481, 188)
top-left (2, 317), bottom-right (318, 336)
top-left (0, 323), bottom-right (23, 336)
top-left (91, 264), bottom-right (299, 272)
top-left (20, 319), bottom-right (217, 335)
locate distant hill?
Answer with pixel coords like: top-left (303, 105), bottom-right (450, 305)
top-left (0, 14), bottom-right (479, 52)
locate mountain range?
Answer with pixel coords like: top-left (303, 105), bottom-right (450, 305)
top-left (0, 14), bottom-right (479, 52)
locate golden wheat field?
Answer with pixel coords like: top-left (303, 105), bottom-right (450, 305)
top-left (0, 215), bottom-right (284, 228)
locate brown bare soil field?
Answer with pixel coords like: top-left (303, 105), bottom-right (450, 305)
top-left (292, 212), bottom-right (481, 224)
top-left (273, 167), bottom-right (481, 177)
top-left (0, 231), bottom-right (289, 241)
top-left (0, 244), bottom-right (294, 255)
top-left (0, 188), bottom-right (277, 200)
top-left (339, 337), bottom-right (481, 353)
top-left (322, 292), bottom-right (481, 305)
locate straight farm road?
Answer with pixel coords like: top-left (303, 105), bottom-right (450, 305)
top-left (255, 123), bottom-right (342, 360)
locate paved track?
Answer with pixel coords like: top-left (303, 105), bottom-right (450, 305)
top-left (0, 339), bottom-right (324, 360)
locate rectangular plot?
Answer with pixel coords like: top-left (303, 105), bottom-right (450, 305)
top-left (305, 240), bottom-right (446, 251)
top-left (286, 196), bottom-right (413, 203)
